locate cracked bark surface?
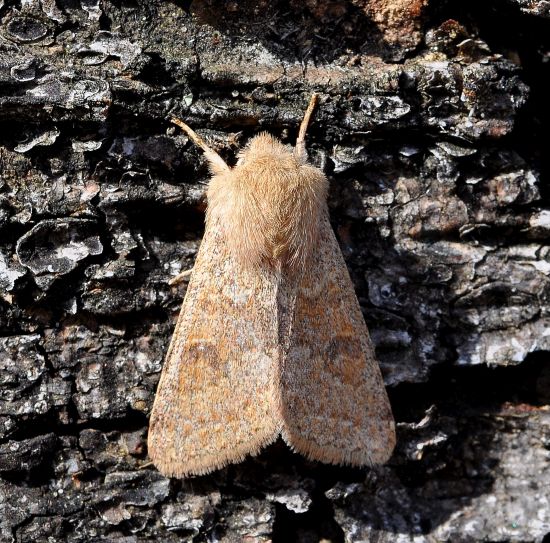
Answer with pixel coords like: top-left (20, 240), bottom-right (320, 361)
top-left (1, 0), bottom-right (549, 541)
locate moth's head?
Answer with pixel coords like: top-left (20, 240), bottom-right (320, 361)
top-left (235, 133), bottom-right (300, 173)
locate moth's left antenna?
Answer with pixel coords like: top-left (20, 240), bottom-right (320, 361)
top-left (171, 117), bottom-right (230, 174)
top-left (294, 93), bottom-right (319, 162)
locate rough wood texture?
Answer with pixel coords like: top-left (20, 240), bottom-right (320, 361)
top-left (0, 0), bottom-right (549, 541)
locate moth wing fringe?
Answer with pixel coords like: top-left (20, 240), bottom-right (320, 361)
top-left (280, 430), bottom-right (383, 468)
top-left (150, 429), bottom-right (281, 478)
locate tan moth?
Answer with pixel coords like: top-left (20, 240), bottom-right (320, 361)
top-left (148, 95), bottom-right (396, 477)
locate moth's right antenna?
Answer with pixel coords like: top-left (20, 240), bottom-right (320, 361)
top-left (294, 93), bottom-right (319, 162)
top-left (171, 117), bottom-right (230, 175)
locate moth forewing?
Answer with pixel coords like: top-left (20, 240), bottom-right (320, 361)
top-left (147, 217), bottom-right (282, 478)
top-left (279, 214), bottom-right (396, 466)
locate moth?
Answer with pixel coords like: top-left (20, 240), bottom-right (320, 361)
top-left (148, 95), bottom-right (396, 477)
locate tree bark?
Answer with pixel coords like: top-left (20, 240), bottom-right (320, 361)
top-left (1, 0), bottom-right (549, 541)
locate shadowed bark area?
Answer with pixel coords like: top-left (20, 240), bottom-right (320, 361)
top-left (1, 0), bottom-right (549, 541)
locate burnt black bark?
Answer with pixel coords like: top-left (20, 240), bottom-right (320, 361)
top-left (1, 0), bottom-right (550, 541)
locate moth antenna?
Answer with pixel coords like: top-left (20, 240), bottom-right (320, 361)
top-left (294, 93), bottom-right (319, 162)
top-left (171, 117), bottom-right (230, 175)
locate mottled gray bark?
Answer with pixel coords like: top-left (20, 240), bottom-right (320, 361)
top-left (1, 0), bottom-right (549, 541)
